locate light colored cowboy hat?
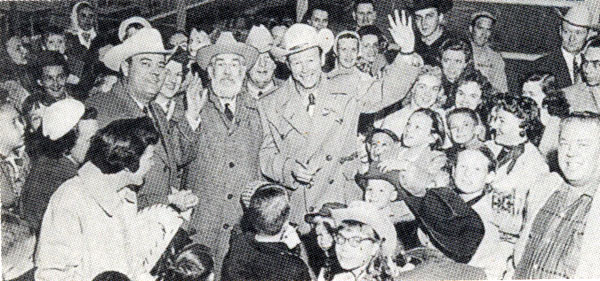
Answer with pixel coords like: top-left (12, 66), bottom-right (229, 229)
top-left (282, 23), bottom-right (334, 57)
top-left (118, 16), bottom-right (152, 42)
top-left (555, 3), bottom-right (599, 29)
top-left (196, 32), bottom-right (259, 70)
top-left (42, 99), bottom-right (85, 141)
top-left (331, 200), bottom-right (398, 257)
top-left (246, 25), bottom-right (274, 53)
top-left (102, 28), bottom-right (172, 72)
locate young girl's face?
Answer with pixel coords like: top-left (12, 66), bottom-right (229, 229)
top-left (403, 111), bottom-right (435, 148)
top-left (448, 113), bottom-right (478, 145)
top-left (454, 150), bottom-right (492, 194)
top-left (364, 179), bottom-right (397, 210)
top-left (455, 81), bottom-right (483, 110)
top-left (412, 74), bottom-right (442, 109)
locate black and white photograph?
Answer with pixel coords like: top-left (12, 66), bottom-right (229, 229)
top-left (1, 0), bottom-right (600, 280)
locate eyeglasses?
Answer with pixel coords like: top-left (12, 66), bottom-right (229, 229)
top-left (334, 234), bottom-right (375, 248)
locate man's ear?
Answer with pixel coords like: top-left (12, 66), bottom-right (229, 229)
top-left (439, 13), bottom-right (445, 25)
top-left (352, 11), bottom-right (357, 22)
top-left (120, 60), bottom-right (130, 77)
top-left (207, 65), bottom-right (215, 81)
top-left (469, 26), bottom-right (473, 35)
top-left (391, 190), bottom-right (398, 202)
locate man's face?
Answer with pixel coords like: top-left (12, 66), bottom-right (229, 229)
top-left (491, 108), bottom-right (527, 146)
top-left (558, 120), bottom-right (600, 187)
top-left (45, 34), bottom-right (66, 54)
top-left (364, 179), bottom-right (397, 209)
top-left (77, 6), bottom-right (96, 31)
top-left (309, 9), bottom-right (329, 31)
top-left (39, 65), bottom-right (67, 99)
top-left (209, 53), bottom-right (246, 99)
top-left (561, 22), bottom-right (588, 54)
top-left (455, 81), bottom-right (483, 110)
top-left (441, 50), bottom-right (468, 83)
top-left (360, 34), bottom-right (379, 61)
top-left (0, 105), bottom-right (25, 151)
top-left (313, 218), bottom-right (334, 250)
top-left (248, 52), bottom-right (276, 89)
top-left (415, 8), bottom-right (442, 38)
top-left (337, 37), bottom-right (359, 69)
top-left (582, 47), bottom-right (600, 86)
top-left (368, 132), bottom-right (395, 161)
top-left (160, 60), bottom-right (184, 99)
top-left (454, 150), bottom-right (492, 194)
top-left (288, 47), bottom-right (322, 90)
top-left (6, 37), bottom-right (28, 65)
top-left (124, 53), bottom-right (166, 104)
top-left (471, 17), bottom-right (493, 47)
top-left (354, 3), bottom-right (376, 28)
top-left (448, 113), bottom-right (478, 145)
top-left (272, 26), bottom-right (287, 47)
top-left (412, 74), bottom-right (442, 109)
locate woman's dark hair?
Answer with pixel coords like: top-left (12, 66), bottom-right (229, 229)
top-left (405, 108), bottom-right (446, 150)
top-left (248, 184), bottom-right (290, 236)
top-left (365, 128), bottom-right (400, 145)
top-left (542, 90), bottom-right (570, 118)
top-left (158, 243), bottom-right (214, 281)
top-left (39, 107), bottom-right (97, 160)
top-left (490, 93), bottom-right (545, 146)
top-left (92, 271), bottom-right (131, 281)
top-left (85, 117), bottom-right (159, 174)
top-left (438, 37), bottom-right (473, 63)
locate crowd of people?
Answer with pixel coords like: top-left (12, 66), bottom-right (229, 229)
top-left (1, 0), bottom-right (600, 280)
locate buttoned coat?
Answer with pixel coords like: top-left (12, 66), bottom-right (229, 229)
top-left (259, 57), bottom-right (420, 232)
top-left (562, 82), bottom-right (600, 113)
top-left (86, 80), bottom-right (198, 208)
top-left (182, 90), bottom-right (264, 275)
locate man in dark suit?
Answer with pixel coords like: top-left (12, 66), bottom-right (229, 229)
top-left (534, 4), bottom-right (595, 89)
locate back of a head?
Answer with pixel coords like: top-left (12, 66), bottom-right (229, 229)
top-left (248, 184), bottom-right (290, 236)
top-left (161, 243), bottom-right (214, 281)
top-left (85, 117), bottom-right (158, 174)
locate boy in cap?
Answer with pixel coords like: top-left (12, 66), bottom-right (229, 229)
top-left (469, 10), bottom-right (508, 92)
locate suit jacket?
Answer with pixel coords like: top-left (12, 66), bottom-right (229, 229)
top-left (259, 56), bottom-right (420, 232)
top-left (534, 48), bottom-right (574, 89)
top-left (86, 79), bottom-right (198, 208)
top-left (182, 90), bottom-right (264, 276)
top-left (562, 82), bottom-right (600, 113)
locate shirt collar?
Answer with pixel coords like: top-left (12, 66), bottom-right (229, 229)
top-left (246, 80), bottom-right (275, 99)
top-left (218, 95), bottom-right (237, 114)
top-left (77, 28), bottom-right (97, 49)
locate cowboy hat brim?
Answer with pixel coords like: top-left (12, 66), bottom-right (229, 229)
top-left (196, 41), bottom-right (259, 70)
top-left (102, 28), bottom-right (172, 72)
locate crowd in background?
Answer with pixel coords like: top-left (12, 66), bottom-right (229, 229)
top-left (2, 0), bottom-right (600, 280)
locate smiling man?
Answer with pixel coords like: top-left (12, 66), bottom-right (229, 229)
top-left (34, 51), bottom-right (75, 102)
top-left (87, 28), bottom-right (203, 209)
top-left (410, 0), bottom-right (455, 66)
top-left (469, 10), bottom-right (508, 92)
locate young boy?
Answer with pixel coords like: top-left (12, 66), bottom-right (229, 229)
top-left (445, 107), bottom-right (484, 163)
top-left (222, 183), bottom-right (311, 281)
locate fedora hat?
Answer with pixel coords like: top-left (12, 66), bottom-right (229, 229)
top-left (410, 0), bottom-right (453, 15)
top-left (196, 32), bottom-right (259, 70)
top-left (102, 28), bottom-right (171, 72)
top-left (118, 16), bottom-right (151, 42)
top-left (246, 25), bottom-right (274, 53)
top-left (331, 201), bottom-right (398, 257)
top-left (555, 3), bottom-right (597, 28)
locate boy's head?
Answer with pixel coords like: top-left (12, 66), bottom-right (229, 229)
top-left (403, 108), bottom-right (445, 150)
top-left (454, 70), bottom-right (493, 110)
top-left (453, 145), bottom-right (495, 194)
top-left (43, 26), bottom-right (66, 54)
top-left (366, 128), bottom-right (399, 162)
top-left (447, 108), bottom-right (482, 145)
top-left (0, 101), bottom-right (25, 155)
top-left (439, 38), bottom-right (472, 83)
top-left (163, 243), bottom-right (215, 281)
top-left (36, 51), bottom-right (69, 100)
top-left (357, 165), bottom-right (402, 210)
top-left (489, 94), bottom-right (543, 147)
top-left (248, 184), bottom-right (290, 236)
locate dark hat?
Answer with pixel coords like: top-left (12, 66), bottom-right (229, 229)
top-left (409, 0), bottom-right (453, 15)
top-left (304, 202), bottom-right (347, 224)
top-left (355, 162), bottom-right (407, 201)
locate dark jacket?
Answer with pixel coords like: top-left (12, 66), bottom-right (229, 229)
top-left (222, 232), bottom-right (311, 281)
top-left (414, 29), bottom-right (457, 67)
top-left (533, 48), bottom-right (574, 89)
top-left (404, 187), bottom-right (485, 263)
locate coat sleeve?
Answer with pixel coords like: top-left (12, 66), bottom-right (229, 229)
top-left (359, 53), bottom-right (422, 113)
top-left (493, 55), bottom-right (509, 93)
top-left (34, 190), bottom-right (85, 281)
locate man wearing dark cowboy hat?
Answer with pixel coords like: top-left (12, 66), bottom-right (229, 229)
top-left (182, 31), bottom-right (265, 277)
top-left (535, 3), bottom-right (597, 89)
top-left (410, 0), bottom-right (457, 66)
top-left (86, 28), bottom-right (205, 209)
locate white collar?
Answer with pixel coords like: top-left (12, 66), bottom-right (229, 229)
top-left (218, 96), bottom-right (237, 114)
top-left (155, 98), bottom-right (176, 120)
top-left (77, 28), bottom-right (97, 49)
top-left (247, 80), bottom-right (275, 99)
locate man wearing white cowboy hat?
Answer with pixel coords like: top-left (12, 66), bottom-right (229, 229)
top-left (259, 10), bottom-right (423, 234)
top-left (534, 3), bottom-right (598, 89)
top-left (182, 31), bottom-right (265, 277)
top-left (87, 27), bottom-right (206, 209)
top-left (244, 25), bottom-right (284, 100)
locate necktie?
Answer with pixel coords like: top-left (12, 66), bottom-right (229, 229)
top-left (573, 55), bottom-right (582, 84)
top-left (307, 93), bottom-right (315, 117)
top-left (82, 32), bottom-right (91, 43)
top-left (224, 103), bottom-right (234, 121)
